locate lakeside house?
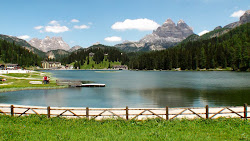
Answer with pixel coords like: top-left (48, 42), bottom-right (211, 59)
top-left (89, 52), bottom-right (95, 57)
top-left (41, 61), bottom-right (61, 69)
top-left (65, 64), bottom-right (73, 69)
top-left (112, 65), bottom-right (128, 70)
top-left (5, 64), bottom-right (20, 70)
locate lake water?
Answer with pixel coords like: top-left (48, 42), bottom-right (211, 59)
top-left (0, 70), bottom-right (250, 108)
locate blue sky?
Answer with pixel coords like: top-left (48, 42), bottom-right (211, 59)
top-left (0, 0), bottom-right (249, 48)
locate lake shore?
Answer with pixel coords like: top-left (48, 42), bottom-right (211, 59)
top-left (0, 70), bottom-right (68, 93)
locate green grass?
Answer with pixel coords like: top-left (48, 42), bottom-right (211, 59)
top-left (0, 115), bottom-right (249, 141)
top-left (0, 72), bottom-right (66, 92)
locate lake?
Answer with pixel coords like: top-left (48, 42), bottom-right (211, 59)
top-left (0, 70), bottom-right (250, 108)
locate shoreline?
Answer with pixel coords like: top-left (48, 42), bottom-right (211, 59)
top-left (0, 86), bottom-right (68, 93)
top-left (0, 70), bottom-right (68, 93)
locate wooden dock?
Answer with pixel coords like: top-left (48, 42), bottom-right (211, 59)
top-left (77, 83), bottom-right (105, 87)
top-left (56, 80), bottom-right (105, 87)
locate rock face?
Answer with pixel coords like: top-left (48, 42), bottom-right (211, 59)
top-left (214, 26), bottom-right (222, 30)
top-left (239, 10), bottom-right (250, 24)
top-left (115, 19), bottom-right (194, 51)
top-left (69, 45), bottom-right (82, 52)
top-left (29, 36), bottom-right (70, 52)
top-left (224, 10), bottom-right (250, 28)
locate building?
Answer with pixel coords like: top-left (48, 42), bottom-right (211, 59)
top-left (89, 52), bottom-right (95, 57)
top-left (41, 61), bottom-right (61, 69)
top-left (112, 65), bottom-right (128, 70)
top-left (65, 64), bottom-right (73, 69)
top-left (5, 64), bottom-right (20, 70)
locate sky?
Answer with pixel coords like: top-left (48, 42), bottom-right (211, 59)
top-left (0, 0), bottom-right (249, 48)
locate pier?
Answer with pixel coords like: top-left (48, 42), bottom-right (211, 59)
top-left (56, 80), bottom-right (105, 87)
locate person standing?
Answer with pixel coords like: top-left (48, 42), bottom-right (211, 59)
top-left (43, 76), bottom-right (48, 84)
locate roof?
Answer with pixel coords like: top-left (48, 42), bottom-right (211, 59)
top-left (5, 64), bottom-right (18, 66)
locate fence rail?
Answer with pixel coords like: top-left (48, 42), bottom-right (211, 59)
top-left (0, 104), bottom-right (249, 120)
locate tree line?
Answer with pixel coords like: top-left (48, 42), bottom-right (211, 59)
top-left (61, 45), bottom-right (129, 68)
top-left (128, 23), bottom-right (249, 71)
top-left (0, 39), bottom-right (41, 67)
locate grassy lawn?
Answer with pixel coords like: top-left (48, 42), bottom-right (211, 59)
top-left (0, 72), bottom-right (66, 92)
top-left (0, 115), bottom-right (249, 141)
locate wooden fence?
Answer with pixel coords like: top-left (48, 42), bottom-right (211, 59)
top-left (0, 104), bottom-right (249, 120)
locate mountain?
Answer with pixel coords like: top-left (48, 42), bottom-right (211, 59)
top-left (69, 45), bottom-right (82, 52)
top-left (0, 38), bottom-right (41, 67)
top-left (224, 10), bottom-right (250, 28)
top-left (181, 10), bottom-right (250, 43)
top-left (0, 34), bottom-right (46, 58)
top-left (129, 23), bottom-right (250, 71)
top-left (46, 49), bottom-right (69, 60)
top-left (29, 36), bottom-right (70, 52)
top-left (0, 34), bottom-right (32, 47)
top-left (115, 19), bottom-right (194, 52)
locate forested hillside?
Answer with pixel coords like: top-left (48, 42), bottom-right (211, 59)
top-left (0, 39), bottom-right (41, 67)
top-left (129, 23), bottom-right (250, 71)
top-left (61, 44), bottom-right (129, 68)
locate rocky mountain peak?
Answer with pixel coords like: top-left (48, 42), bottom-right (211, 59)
top-left (69, 45), bottom-right (82, 52)
top-left (116, 18), bottom-right (194, 51)
top-left (29, 36), bottom-right (70, 52)
top-left (239, 10), bottom-right (250, 24)
top-left (224, 10), bottom-right (250, 28)
top-left (214, 26), bottom-right (222, 30)
top-left (163, 18), bottom-right (175, 26)
top-left (177, 19), bottom-right (185, 24)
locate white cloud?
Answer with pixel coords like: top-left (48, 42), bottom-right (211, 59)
top-left (198, 30), bottom-right (210, 36)
top-left (44, 25), bottom-right (69, 33)
top-left (71, 19), bottom-right (79, 23)
top-left (104, 36), bottom-right (122, 42)
top-left (230, 10), bottom-right (245, 18)
top-left (17, 35), bottom-right (30, 40)
top-left (111, 18), bottom-right (160, 31)
top-left (49, 20), bottom-right (59, 25)
top-left (34, 26), bottom-right (44, 30)
top-left (35, 20), bottom-right (69, 33)
top-left (74, 24), bottom-right (90, 29)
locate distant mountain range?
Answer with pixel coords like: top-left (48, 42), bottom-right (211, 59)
top-left (29, 36), bottom-right (70, 52)
top-left (115, 10), bottom-right (250, 52)
top-left (115, 19), bottom-right (194, 51)
top-left (0, 34), bottom-right (82, 60)
top-left (0, 10), bottom-right (249, 60)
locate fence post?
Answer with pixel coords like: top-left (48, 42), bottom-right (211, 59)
top-left (244, 103), bottom-right (247, 120)
top-left (166, 106), bottom-right (169, 120)
top-left (126, 106), bottom-right (129, 120)
top-left (206, 105), bottom-right (209, 119)
top-left (47, 106), bottom-right (50, 118)
top-left (10, 105), bottom-right (14, 117)
top-left (86, 107), bottom-right (89, 120)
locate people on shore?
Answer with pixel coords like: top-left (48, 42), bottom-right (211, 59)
top-left (43, 76), bottom-right (49, 84)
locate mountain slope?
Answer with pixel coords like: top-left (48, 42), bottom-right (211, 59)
top-left (182, 10), bottom-right (250, 43)
top-left (0, 39), bottom-right (41, 67)
top-left (129, 23), bottom-right (250, 71)
top-left (0, 34), bottom-right (46, 58)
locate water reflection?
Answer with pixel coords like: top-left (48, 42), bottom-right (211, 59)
top-left (0, 70), bottom-right (249, 108)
